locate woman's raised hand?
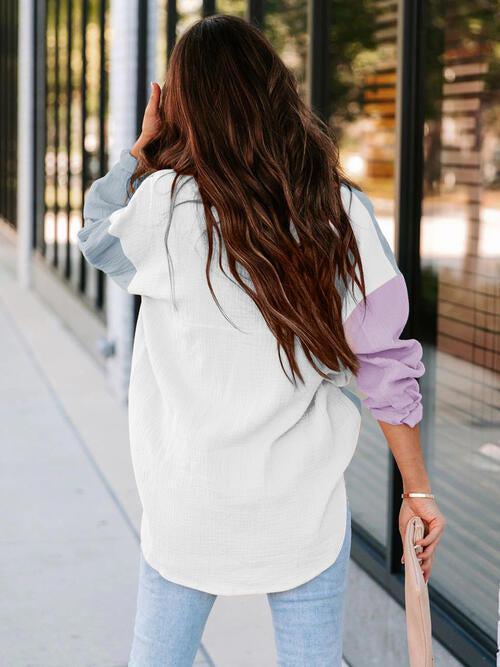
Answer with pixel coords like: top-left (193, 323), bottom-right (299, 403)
top-left (131, 81), bottom-right (163, 158)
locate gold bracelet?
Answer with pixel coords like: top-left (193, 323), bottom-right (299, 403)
top-left (401, 492), bottom-right (435, 499)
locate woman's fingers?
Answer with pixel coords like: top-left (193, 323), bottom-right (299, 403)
top-left (144, 82), bottom-right (161, 119)
top-left (148, 81), bottom-right (161, 109)
top-left (418, 537), bottom-right (441, 560)
top-left (401, 548), bottom-right (435, 583)
top-left (421, 554), bottom-right (433, 583)
top-left (415, 523), bottom-right (444, 548)
top-left (401, 536), bottom-right (439, 564)
top-left (138, 82), bottom-right (162, 141)
top-left (398, 501), bottom-right (445, 584)
top-left (131, 82), bottom-right (163, 155)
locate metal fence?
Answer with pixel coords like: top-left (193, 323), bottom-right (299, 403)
top-left (35, 0), bottom-right (109, 316)
top-left (0, 0), bottom-right (18, 228)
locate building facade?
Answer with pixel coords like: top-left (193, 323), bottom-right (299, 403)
top-left (1, 0), bottom-right (498, 664)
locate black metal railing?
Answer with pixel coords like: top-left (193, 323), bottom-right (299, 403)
top-left (0, 0), bottom-right (18, 228)
top-left (35, 0), bottom-right (109, 317)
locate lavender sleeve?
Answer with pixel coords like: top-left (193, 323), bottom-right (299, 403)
top-left (343, 273), bottom-right (425, 426)
top-left (341, 186), bottom-right (425, 427)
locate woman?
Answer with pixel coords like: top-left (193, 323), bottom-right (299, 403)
top-left (78, 15), bottom-right (445, 667)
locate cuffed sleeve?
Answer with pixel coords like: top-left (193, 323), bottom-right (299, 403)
top-left (343, 273), bottom-right (425, 427)
top-left (341, 184), bottom-right (425, 427)
top-left (77, 149), bottom-right (141, 291)
top-left (82, 149), bottom-right (138, 221)
top-left (78, 149), bottom-right (182, 298)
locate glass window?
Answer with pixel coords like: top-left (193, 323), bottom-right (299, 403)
top-left (331, 0), bottom-right (400, 548)
top-left (418, 1), bottom-right (500, 640)
top-left (264, 1), bottom-right (308, 98)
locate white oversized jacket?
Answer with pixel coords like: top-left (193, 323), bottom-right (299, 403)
top-left (77, 149), bottom-right (424, 595)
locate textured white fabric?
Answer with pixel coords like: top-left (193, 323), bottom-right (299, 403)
top-left (78, 151), bottom-right (424, 594)
top-left (107, 169), bottom-right (359, 594)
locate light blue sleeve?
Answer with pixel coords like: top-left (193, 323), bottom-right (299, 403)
top-left (77, 149), bottom-right (140, 291)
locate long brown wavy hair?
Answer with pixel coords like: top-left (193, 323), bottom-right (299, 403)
top-left (130, 14), bottom-right (366, 385)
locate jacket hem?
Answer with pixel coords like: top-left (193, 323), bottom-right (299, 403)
top-left (139, 500), bottom-right (350, 596)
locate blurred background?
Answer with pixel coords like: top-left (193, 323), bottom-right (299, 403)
top-left (0, 0), bottom-right (498, 665)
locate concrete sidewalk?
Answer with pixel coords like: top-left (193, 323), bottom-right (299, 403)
top-left (0, 267), bottom-right (140, 665)
top-left (0, 230), bottom-right (321, 667)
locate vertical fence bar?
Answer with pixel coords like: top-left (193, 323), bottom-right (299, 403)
top-left (0, 0), bottom-right (3, 221)
top-left (5, 0), bottom-right (8, 223)
top-left (65, 0), bottom-right (72, 278)
top-left (79, 0), bottom-right (88, 293)
top-left (133, 0), bottom-right (150, 324)
top-left (53, 0), bottom-right (60, 267)
top-left (246, 0), bottom-right (264, 28)
top-left (202, 0), bottom-right (216, 17)
top-left (166, 0), bottom-right (177, 62)
top-left (5, 0), bottom-right (8, 221)
top-left (17, 0), bottom-right (34, 286)
top-left (96, 0), bottom-right (107, 310)
top-left (2, 0), bottom-right (19, 227)
top-left (307, 0), bottom-right (330, 122)
top-left (136, 0), bottom-right (149, 137)
top-left (1, 0), bottom-right (6, 223)
top-left (99, 0), bottom-right (107, 174)
top-left (3, 0), bottom-right (6, 222)
top-left (12, 0), bottom-right (18, 226)
top-left (33, 0), bottom-right (47, 252)
top-left (3, 0), bottom-right (8, 223)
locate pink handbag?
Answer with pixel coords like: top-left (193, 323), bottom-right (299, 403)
top-left (404, 516), bottom-right (434, 666)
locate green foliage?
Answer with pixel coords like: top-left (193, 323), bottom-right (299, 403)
top-left (329, 0), bottom-right (377, 125)
top-left (265, 0), bottom-right (308, 85)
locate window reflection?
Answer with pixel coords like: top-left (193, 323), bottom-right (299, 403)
top-left (264, 1), bottom-right (308, 98)
top-left (419, 1), bottom-right (500, 640)
top-left (332, 0), bottom-right (400, 548)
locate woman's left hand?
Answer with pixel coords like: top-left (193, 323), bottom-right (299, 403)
top-left (131, 81), bottom-right (163, 158)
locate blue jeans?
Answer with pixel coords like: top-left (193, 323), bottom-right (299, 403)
top-left (129, 501), bottom-right (351, 666)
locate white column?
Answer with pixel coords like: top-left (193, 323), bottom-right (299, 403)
top-left (16, 0), bottom-right (35, 288)
top-left (106, 0), bottom-right (139, 402)
top-left (148, 0), bottom-right (160, 83)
